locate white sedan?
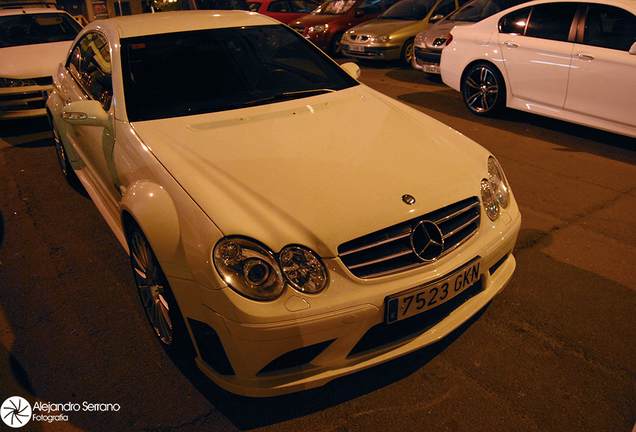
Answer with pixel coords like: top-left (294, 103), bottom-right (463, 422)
top-left (441, 0), bottom-right (636, 138)
top-left (47, 10), bottom-right (521, 397)
top-left (0, 7), bottom-right (82, 119)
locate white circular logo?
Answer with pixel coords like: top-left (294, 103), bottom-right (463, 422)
top-left (1, 397), bottom-right (32, 428)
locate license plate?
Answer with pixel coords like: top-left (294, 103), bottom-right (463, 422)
top-left (347, 45), bottom-right (365, 52)
top-left (386, 259), bottom-right (481, 324)
top-left (424, 64), bottom-right (440, 74)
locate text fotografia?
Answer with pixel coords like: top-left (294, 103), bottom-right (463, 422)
top-left (2, 397), bottom-right (122, 429)
top-left (34, 401), bottom-right (121, 413)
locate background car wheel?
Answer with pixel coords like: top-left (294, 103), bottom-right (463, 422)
top-left (127, 223), bottom-right (191, 354)
top-left (330, 32), bottom-right (344, 56)
top-left (401, 38), bottom-right (415, 66)
top-left (461, 62), bottom-right (506, 116)
top-left (48, 113), bottom-right (78, 184)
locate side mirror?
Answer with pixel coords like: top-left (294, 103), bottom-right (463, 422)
top-left (62, 100), bottom-right (109, 126)
top-left (630, 42), bottom-right (636, 55)
top-left (430, 14), bottom-right (444, 23)
top-left (354, 9), bottom-right (365, 18)
top-left (340, 62), bottom-right (361, 79)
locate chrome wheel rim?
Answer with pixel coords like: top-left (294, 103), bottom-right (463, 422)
top-left (52, 126), bottom-right (70, 177)
top-left (130, 231), bottom-right (173, 345)
top-left (403, 42), bottom-right (414, 64)
top-left (464, 66), bottom-right (499, 114)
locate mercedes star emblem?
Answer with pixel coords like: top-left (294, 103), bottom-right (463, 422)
top-left (410, 220), bottom-right (444, 262)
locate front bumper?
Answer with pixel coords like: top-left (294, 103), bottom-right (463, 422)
top-left (171, 207), bottom-right (521, 397)
top-left (0, 84), bottom-right (51, 119)
top-left (342, 43), bottom-right (401, 61)
top-left (413, 46), bottom-right (442, 73)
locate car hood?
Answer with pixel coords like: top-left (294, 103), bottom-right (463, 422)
top-left (291, 13), bottom-right (343, 27)
top-left (0, 41), bottom-right (72, 79)
top-left (350, 18), bottom-right (417, 36)
top-left (131, 86), bottom-right (489, 257)
top-left (420, 20), bottom-right (469, 49)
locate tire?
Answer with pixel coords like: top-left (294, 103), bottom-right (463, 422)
top-left (48, 113), bottom-right (78, 184)
top-left (330, 32), bottom-right (344, 56)
top-left (401, 38), bottom-right (415, 66)
top-left (127, 223), bottom-right (189, 353)
top-left (461, 62), bottom-right (506, 116)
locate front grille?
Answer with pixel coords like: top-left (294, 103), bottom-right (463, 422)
top-left (291, 25), bottom-right (305, 33)
top-left (348, 34), bottom-right (370, 42)
top-left (338, 197), bottom-right (480, 279)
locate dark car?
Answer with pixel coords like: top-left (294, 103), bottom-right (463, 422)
top-left (290, 0), bottom-right (402, 55)
top-left (248, 0), bottom-right (320, 24)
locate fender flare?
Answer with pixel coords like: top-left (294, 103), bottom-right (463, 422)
top-left (120, 180), bottom-right (181, 264)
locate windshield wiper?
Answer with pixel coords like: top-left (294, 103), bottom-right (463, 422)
top-left (242, 89), bottom-right (336, 107)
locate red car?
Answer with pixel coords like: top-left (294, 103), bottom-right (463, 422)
top-left (290, 0), bottom-right (402, 55)
top-left (248, 0), bottom-right (320, 24)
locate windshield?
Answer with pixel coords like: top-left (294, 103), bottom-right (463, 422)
top-left (447, 0), bottom-right (529, 22)
top-left (313, 0), bottom-right (357, 15)
top-left (380, 0), bottom-right (437, 20)
top-left (121, 25), bottom-right (359, 122)
top-left (0, 13), bottom-right (82, 48)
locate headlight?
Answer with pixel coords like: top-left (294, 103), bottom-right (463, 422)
top-left (373, 35), bottom-right (390, 43)
top-left (213, 238), bottom-right (285, 300)
top-left (279, 246), bottom-right (328, 294)
top-left (481, 156), bottom-right (511, 221)
top-left (308, 24), bottom-right (328, 33)
top-left (213, 238), bottom-right (329, 300)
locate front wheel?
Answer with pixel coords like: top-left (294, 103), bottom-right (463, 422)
top-left (461, 63), bottom-right (506, 116)
top-left (330, 32), bottom-right (344, 56)
top-left (401, 38), bottom-right (415, 66)
top-left (128, 224), bottom-right (188, 351)
top-left (48, 113), bottom-right (78, 184)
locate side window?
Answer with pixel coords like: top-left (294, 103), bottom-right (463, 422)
top-left (499, 7), bottom-right (531, 35)
top-left (290, 0), bottom-right (318, 12)
top-left (267, 0), bottom-right (289, 11)
top-left (583, 4), bottom-right (636, 51)
top-left (67, 32), bottom-right (113, 110)
top-left (431, 0), bottom-right (459, 20)
top-left (359, 0), bottom-right (383, 14)
top-left (524, 3), bottom-right (578, 42)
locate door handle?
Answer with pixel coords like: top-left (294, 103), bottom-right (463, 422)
top-left (503, 41), bottom-right (519, 48)
top-left (576, 53), bottom-right (595, 61)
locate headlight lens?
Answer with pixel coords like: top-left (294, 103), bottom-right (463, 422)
top-left (308, 24), bottom-right (328, 33)
top-left (481, 156), bottom-right (511, 221)
top-left (214, 238), bottom-right (285, 300)
top-left (279, 246), bottom-right (328, 294)
top-left (374, 35), bottom-right (390, 43)
top-left (213, 238), bottom-right (329, 300)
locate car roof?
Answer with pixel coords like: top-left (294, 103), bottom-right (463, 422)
top-left (501, 0), bottom-right (636, 12)
top-left (84, 10), bottom-right (279, 39)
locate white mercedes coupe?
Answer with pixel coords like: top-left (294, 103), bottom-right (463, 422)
top-left (46, 10), bottom-right (521, 396)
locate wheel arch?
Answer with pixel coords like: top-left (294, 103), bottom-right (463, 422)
top-left (460, 59), bottom-right (508, 116)
top-left (460, 59), bottom-right (506, 89)
top-left (120, 180), bottom-right (181, 264)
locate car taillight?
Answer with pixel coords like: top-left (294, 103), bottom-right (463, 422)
top-left (445, 34), bottom-right (453, 46)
